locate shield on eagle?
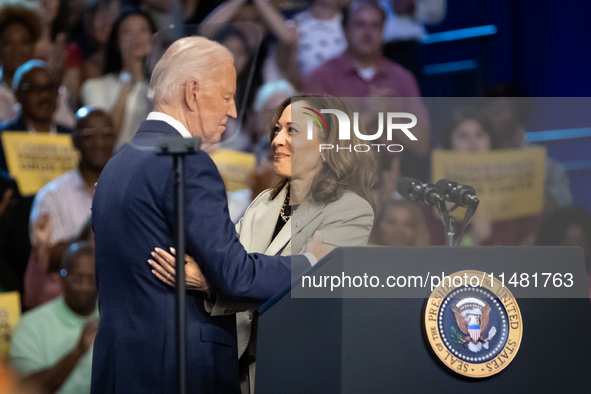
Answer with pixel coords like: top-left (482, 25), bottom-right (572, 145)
top-left (468, 324), bottom-right (481, 342)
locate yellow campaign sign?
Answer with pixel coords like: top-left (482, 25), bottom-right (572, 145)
top-left (1, 132), bottom-right (78, 196)
top-left (210, 149), bottom-right (256, 192)
top-left (0, 292), bottom-right (21, 360)
top-left (431, 147), bottom-right (546, 222)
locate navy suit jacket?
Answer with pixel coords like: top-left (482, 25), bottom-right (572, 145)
top-left (90, 120), bottom-right (310, 393)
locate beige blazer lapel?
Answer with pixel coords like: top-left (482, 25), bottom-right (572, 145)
top-left (264, 217), bottom-right (291, 255)
top-left (248, 186), bottom-right (287, 253)
top-left (286, 200), bottom-right (325, 254)
top-left (264, 185), bottom-right (292, 255)
top-left (292, 201), bottom-right (324, 237)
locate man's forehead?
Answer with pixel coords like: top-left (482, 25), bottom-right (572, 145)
top-left (349, 4), bottom-right (384, 23)
top-left (224, 65), bottom-right (237, 88)
top-left (77, 111), bottom-right (112, 129)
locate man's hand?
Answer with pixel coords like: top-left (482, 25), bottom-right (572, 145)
top-left (22, 318), bottom-right (100, 392)
top-left (31, 213), bottom-right (52, 250)
top-left (0, 188), bottom-right (14, 222)
top-left (77, 320), bottom-right (99, 355)
top-left (305, 231), bottom-right (334, 263)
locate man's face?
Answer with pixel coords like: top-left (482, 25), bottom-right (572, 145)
top-left (450, 119), bottom-right (492, 153)
top-left (344, 5), bottom-right (384, 59)
top-left (480, 98), bottom-right (519, 139)
top-left (62, 253), bottom-right (96, 315)
top-left (379, 205), bottom-right (416, 246)
top-left (0, 23), bottom-right (34, 75)
top-left (74, 111), bottom-right (117, 171)
top-left (38, 0), bottom-right (60, 23)
top-left (15, 68), bottom-right (58, 124)
top-left (190, 63), bottom-right (237, 144)
top-left (315, 0), bottom-right (340, 8)
top-left (118, 14), bottom-right (153, 61)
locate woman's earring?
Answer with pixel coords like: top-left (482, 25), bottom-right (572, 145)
top-left (321, 156), bottom-right (326, 163)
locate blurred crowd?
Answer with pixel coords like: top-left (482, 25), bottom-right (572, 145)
top-left (0, 0), bottom-right (589, 393)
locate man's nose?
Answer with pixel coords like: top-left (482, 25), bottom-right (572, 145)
top-left (228, 99), bottom-right (237, 119)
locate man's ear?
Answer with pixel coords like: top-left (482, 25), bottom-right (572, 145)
top-left (184, 79), bottom-right (199, 112)
top-left (71, 131), bottom-right (82, 151)
top-left (14, 89), bottom-right (23, 103)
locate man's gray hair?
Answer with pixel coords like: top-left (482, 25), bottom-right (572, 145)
top-left (150, 36), bottom-right (234, 106)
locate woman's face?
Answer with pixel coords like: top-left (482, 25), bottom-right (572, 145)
top-left (562, 224), bottom-right (589, 260)
top-left (92, 8), bottom-right (115, 46)
top-left (118, 15), bottom-right (152, 60)
top-left (378, 206), bottom-right (416, 246)
top-left (450, 119), bottom-right (491, 153)
top-left (223, 35), bottom-right (248, 75)
top-left (38, 0), bottom-right (60, 23)
top-left (0, 24), bottom-right (34, 75)
top-left (272, 102), bottom-right (324, 180)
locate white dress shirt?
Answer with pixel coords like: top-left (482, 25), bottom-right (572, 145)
top-left (29, 169), bottom-right (93, 245)
top-left (146, 112), bottom-right (192, 138)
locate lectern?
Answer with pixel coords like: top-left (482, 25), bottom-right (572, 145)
top-left (256, 247), bottom-right (591, 393)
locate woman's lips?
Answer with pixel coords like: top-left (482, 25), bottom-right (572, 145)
top-left (274, 153), bottom-right (289, 160)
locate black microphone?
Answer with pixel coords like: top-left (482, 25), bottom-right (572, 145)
top-left (435, 179), bottom-right (479, 210)
top-left (397, 177), bottom-right (444, 206)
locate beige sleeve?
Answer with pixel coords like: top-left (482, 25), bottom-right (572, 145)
top-left (317, 193), bottom-right (375, 249)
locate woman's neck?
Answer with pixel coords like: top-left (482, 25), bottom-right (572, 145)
top-left (78, 162), bottom-right (102, 191)
top-left (27, 117), bottom-right (52, 132)
top-left (289, 177), bottom-right (313, 205)
top-left (42, 22), bottom-right (51, 40)
top-left (349, 50), bottom-right (381, 69)
top-left (310, 2), bottom-right (338, 20)
top-left (123, 58), bottom-right (145, 82)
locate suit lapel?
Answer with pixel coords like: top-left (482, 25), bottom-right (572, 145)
top-left (290, 200), bottom-right (325, 240)
top-left (265, 212), bottom-right (291, 256)
top-left (266, 197), bottom-right (326, 255)
top-left (250, 186), bottom-right (287, 254)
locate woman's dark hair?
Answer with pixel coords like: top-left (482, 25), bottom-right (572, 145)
top-left (50, 0), bottom-right (69, 41)
top-left (536, 206), bottom-right (591, 247)
top-left (536, 206), bottom-right (591, 271)
top-left (267, 95), bottom-right (377, 209)
top-left (370, 199), bottom-right (430, 246)
top-left (212, 25), bottom-right (260, 116)
top-left (68, 1), bottom-right (110, 59)
top-left (0, 5), bottom-right (42, 43)
top-left (441, 108), bottom-right (498, 150)
top-left (103, 7), bottom-right (157, 75)
top-left (212, 25), bottom-right (250, 59)
top-left (477, 83), bottom-right (532, 125)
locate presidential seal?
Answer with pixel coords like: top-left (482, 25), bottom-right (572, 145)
top-left (423, 270), bottom-right (523, 378)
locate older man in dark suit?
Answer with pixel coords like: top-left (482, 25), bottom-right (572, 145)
top-left (90, 36), bottom-right (316, 393)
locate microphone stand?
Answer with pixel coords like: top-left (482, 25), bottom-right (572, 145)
top-left (436, 199), bottom-right (455, 247)
top-left (157, 136), bottom-right (201, 394)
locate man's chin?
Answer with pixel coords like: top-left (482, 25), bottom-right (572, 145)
top-left (203, 135), bottom-right (222, 146)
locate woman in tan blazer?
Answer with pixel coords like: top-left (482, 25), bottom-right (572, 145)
top-left (149, 95), bottom-right (376, 393)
